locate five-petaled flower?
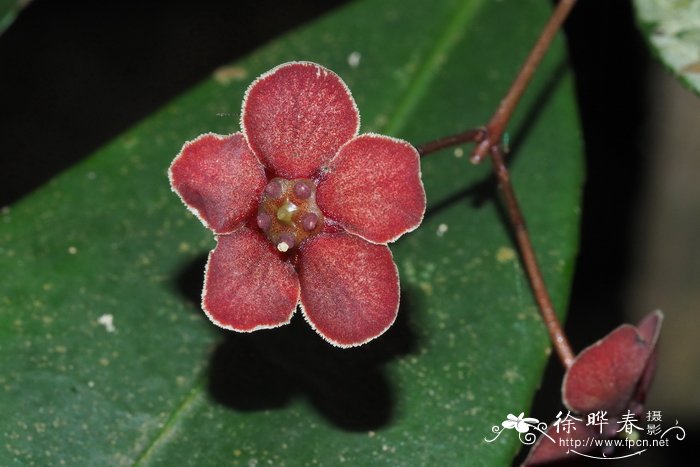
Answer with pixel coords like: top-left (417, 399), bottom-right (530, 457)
top-left (169, 62), bottom-right (426, 347)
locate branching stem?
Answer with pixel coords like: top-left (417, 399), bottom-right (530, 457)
top-left (416, 0), bottom-right (578, 368)
top-left (471, 0), bottom-right (577, 164)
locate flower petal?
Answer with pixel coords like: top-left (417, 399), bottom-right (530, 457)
top-left (297, 233), bottom-right (399, 347)
top-left (169, 133), bottom-right (266, 234)
top-left (631, 310), bottom-right (664, 411)
top-left (562, 324), bottom-right (653, 415)
top-left (242, 62), bottom-right (360, 178)
top-left (637, 309), bottom-right (663, 345)
top-left (203, 227), bottom-right (299, 331)
top-left (317, 134), bottom-right (426, 244)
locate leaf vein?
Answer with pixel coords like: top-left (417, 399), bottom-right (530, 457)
top-left (382, 0), bottom-right (485, 136)
top-left (132, 379), bottom-right (206, 466)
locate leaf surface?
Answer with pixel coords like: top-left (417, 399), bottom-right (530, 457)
top-left (0, 0), bottom-right (30, 36)
top-left (0, 0), bottom-right (583, 465)
top-left (635, 0), bottom-right (700, 96)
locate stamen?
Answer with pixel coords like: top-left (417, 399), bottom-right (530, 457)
top-left (277, 233), bottom-right (296, 252)
top-left (258, 177), bottom-right (323, 249)
top-left (300, 212), bottom-right (318, 231)
top-left (256, 212), bottom-right (272, 231)
top-left (265, 180), bottom-right (282, 198)
top-left (293, 181), bottom-right (311, 199)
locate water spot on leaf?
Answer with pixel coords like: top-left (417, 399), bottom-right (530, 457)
top-left (496, 246), bottom-right (515, 263)
top-left (347, 51), bottom-right (361, 68)
top-left (213, 66), bottom-right (249, 85)
top-left (97, 314), bottom-right (116, 333)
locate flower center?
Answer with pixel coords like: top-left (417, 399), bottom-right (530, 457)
top-left (256, 178), bottom-right (324, 252)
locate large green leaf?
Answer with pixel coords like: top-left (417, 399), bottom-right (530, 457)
top-left (0, 0), bottom-right (30, 36)
top-left (0, 0), bottom-right (582, 465)
top-left (634, 0), bottom-right (700, 96)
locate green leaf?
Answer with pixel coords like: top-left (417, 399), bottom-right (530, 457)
top-left (0, 0), bottom-right (30, 36)
top-left (634, 0), bottom-right (700, 96)
top-left (0, 0), bottom-right (582, 465)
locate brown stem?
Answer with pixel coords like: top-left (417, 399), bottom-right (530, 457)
top-left (490, 146), bottom-right (574, 367)
top-left (415, 1), bottom-right (579, 367)
top-left (471, 0), bottom-right (577, 164)
top-left (416, 128), bottom-right (485, 156)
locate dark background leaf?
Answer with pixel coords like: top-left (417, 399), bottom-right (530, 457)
top-left (634, 0), bottom-right (700, 97)
top-left (0, 0), bottom-right (30, 36)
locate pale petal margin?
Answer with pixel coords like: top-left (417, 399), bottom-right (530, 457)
top-left (316, 133), bottom-right (426, 244)
top-left (633, 310), bottom-right (664, 407)
top-left (241, 61), bottom-right (360, 179)
top-left (202, 227), bottom-right (300, 332)
top-left (169, 132), bottom-right (266, 234)
top-left (297, 232), bottom-right (400, 348)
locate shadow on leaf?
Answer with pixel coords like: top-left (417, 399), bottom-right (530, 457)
top-left (174, 256), bottom-right (419, 431)
top-left (174, 253), bottom-right (209, 309)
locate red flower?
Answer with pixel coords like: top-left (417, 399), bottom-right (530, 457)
top-left (562, 310), bottom-right (663, 418)
top-left (169, 62), bottom-right (426, 347)
top-left (523, 311), bottom-right (663, 465)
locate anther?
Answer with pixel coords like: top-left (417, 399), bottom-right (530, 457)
top-left (256, 212), bottom-right (272, 231)
top-left (293, 181), bottom-right (311, 199)
top-left (258, 177), bottom-right (323, 249)
top-left (300, 212), bottom-right (318, 231)
top-left (265, 180), bottom-right (282, 198)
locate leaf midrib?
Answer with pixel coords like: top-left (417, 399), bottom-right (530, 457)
top-left (132, 379), bottom-right (206, 466)
top-left (382, 0), bottom-right (484, 136)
